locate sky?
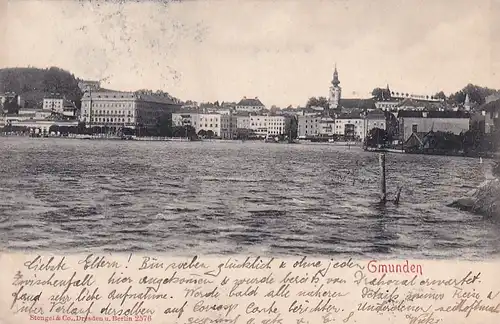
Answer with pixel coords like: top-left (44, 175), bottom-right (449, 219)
top-left (0, 0), bottom-right (499, 107)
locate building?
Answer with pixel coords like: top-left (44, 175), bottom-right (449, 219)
top-left (388, 89), bottom-right (443, 103)
top-left (235, 97), bottom-right (265, 113)
top-left (334, 112), bottom-right (366, 140)
top-left (485, 93), bottom-right (500, 104)
top-left (297, 114), bottom-right (320, 138)
top-left (42, 94), bottom-right (78, 117)
top-left (267, 115), bottom-right (291, 136)
top-left (80, 90), bottom-right (181, 132)
top-left (43, 94), bottom-right (64, 112)
top-left (235, 114), bottom-right (291, 138)
top-left (477, 99), bottom-right (500, 133)
top-left (328, 64), bottom-right (341, 110)
top-left (366, 109), bottom-right (387, 133)
top-left (17, 108), bottom-right (53, 120)
top-left (398, 110), bottom-right (470, 141)
top-left (318, 116), bottom-right (335, 136)
top-left (6, 118), bottom-right (78, 134)
top-left (172, 112), bottom-right (236, 139)
top-left (375, 100), bottom-right (400, 111)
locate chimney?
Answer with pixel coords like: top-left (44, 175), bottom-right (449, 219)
top-left (255, 97), bottom-right (258, 99)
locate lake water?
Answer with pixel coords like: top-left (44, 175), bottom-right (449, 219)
top-left (0, 137), bottom-right (499, 259)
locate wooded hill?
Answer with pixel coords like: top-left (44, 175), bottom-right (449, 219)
top-left (0, 67), bottom-right (83, 108)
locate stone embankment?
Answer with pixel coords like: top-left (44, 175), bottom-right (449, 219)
top-left (448, 162), bottom-right (500, 218)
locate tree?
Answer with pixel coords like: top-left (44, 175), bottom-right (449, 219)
top-left (366, 128), bottom-right (390, 147)
top-left (434, 91), bottom-right (446, 100)
top-left (154, 114), bottom-right (172, 136)
top-left (448, 84), bottom-right (500, 106)
top-left (206, 130), bottom-right (215, 139)
top-left (306, 96), bottom-right (329, 109)
top-left (371, 88), bottom-right (392, 101)
top-left (172, 125), bottom-right (196, 138)
top-left (3, 96), bottom-right (19, 114)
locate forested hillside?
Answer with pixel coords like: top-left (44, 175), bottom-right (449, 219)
top-left (0, 67), bottom-right (82, 108)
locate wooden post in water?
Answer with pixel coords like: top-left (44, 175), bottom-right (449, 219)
top-left (379, 153), bottom-right (387, 203)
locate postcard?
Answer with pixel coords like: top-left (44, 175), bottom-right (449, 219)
top-left (0, 0), bottom-right (499, 323)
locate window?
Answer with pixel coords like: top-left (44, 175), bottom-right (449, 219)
top-left (412, 124), bottom-right (418, 133)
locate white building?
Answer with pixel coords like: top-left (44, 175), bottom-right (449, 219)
top-left (235, 97), bottom-right (265, 113)
top-left (236, 114), bottom-right (290, 138)
top-left (172, 112), bottom-right (236, 139)
top-left (375, 101), bottom-right (400, 111)
top-left (334, 113), bottom-right (366, 140)
top-left (43, 95), bottom-right (64, 112)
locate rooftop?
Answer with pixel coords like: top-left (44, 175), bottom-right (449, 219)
top-left (339, 98), bottom-right (376, 110)
top-left (366, 109), bottom-right (386, 119)
top-left (336, 112), bottom-right (364, 119)
top-left (236, 97), bottom-right (265, 107)
top-left (397, 110), bottom-right (471, 118)
top-left (83, 91), bottom-right (180, 105)
top-left (479, 99), bottom-right (500, 113)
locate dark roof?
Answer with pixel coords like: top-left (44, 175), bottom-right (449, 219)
top-left (84, 91), bottom-right (180, 105)
top-left (397, 110), bottom-right (471, 118)
top-left (236, 98), bottom-right (265, 107)
top-left (336, 112), bottom-right (364, 119)
top-left (339, 98), bottom-right (376, 109)
top-left (366, 109), bottom-right (386, 119)
top-left (397, 98), bottom-right (426, 107)
top-left (479, 99), bottom-right (500, 113)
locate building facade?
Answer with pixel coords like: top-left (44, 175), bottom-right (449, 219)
top-left (375, 101), bottom-right (400, 111)
top-left (334, 113), bottom-right (366, 140)
top-left (236, 114), bottom-right (290, 138)
top-left (80, 91), bottom-right (181, 132)
top-left (366, 110), bottom-right (387, 133)
top-left (297, 114), bottom-right (320, 138)
top-left (43, 95), bottom-right (64, 112)
top-left (398, 111), bottom-right (471, 141)
top-left (172, 112), bottom-right (236, 139)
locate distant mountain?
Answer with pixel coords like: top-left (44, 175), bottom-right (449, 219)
top-left (0, 67), bottom-right (82, 108)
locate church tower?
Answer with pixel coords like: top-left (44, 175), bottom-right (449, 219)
top-left (329, 64), bottom-right (342, 110)
top-left (464, 93), bottom-right (471, 111)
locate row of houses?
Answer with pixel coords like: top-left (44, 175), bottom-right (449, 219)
top-left (171, 112), bottom-right (292, 139)
top-left (297, 110), bottom-right (387, 140)
top-left (297, 107), bottom-right (499, 143)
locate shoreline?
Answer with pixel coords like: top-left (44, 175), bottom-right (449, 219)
top-left (1, 134), bottom-right (499, 159)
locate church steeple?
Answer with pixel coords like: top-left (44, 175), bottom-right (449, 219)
top-left (328, 63), bottom-right (342, 110)
top-left (332, 64), bottom-right (340, 87)
top-left (464, 92), bottom-right (471, 111)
